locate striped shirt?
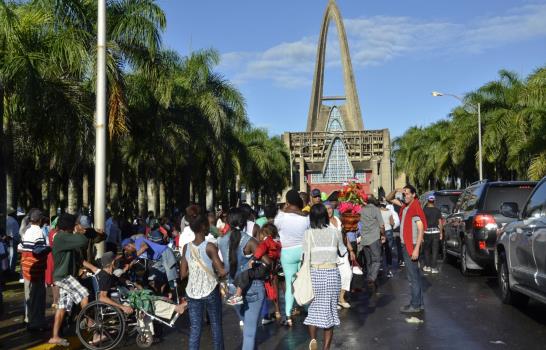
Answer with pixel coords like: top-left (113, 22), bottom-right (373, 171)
top-left (19, 225), bottom-right (48, 281)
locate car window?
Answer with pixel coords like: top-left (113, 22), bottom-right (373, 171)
top-left (435, 194), bottom-right (459, 214)
top-left (459, 186), bottom-right (481, 211)
top-left (454, 190), bottom-right (468, 212)
top-left (522, 182), bottom-right (546, 219)
top-left (483, 185), bottom-right (535, 212)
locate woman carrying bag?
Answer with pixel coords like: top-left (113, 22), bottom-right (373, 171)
top-left (301, 204), bottom-right (347, 350)
top-left (180, 214), bottom-right (227, 350)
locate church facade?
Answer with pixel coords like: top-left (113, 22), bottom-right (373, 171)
top-left (283, 0), bottom-right (392, 197)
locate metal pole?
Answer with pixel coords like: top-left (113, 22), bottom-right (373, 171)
top-left (477, 102), bottom-right (483, 181)
top-left (94, 0), bottom-right (107, 258)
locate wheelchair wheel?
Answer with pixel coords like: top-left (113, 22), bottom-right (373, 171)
top-left (76, 301), bottom-right (126, 350)
top-left (136, 331), bottom-right (154, 348)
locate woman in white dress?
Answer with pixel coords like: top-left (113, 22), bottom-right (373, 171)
top-left (324, 202), bottom-right (352, 309)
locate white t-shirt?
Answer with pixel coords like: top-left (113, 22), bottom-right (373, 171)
top-left (381, 209), bottom-right (393, 231)
top-left (246, 221), bottom-right (255, 237)
top-left (274, 211), bottom-right (310, 249)
top-left (179, 226), bottom-right (196, 249)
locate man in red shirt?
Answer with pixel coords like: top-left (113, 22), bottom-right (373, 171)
top-left (387, 185), bottom-right (427, 314)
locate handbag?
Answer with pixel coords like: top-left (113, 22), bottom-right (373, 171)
top-left (293, 230), bottom-right (314, 306)
top-left (189, 244), bottom-right (228, 298)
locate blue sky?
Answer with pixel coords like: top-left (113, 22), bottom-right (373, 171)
top-left (157, 0), bottom-right (546, 137)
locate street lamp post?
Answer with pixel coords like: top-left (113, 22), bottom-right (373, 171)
top-left (432, 91), bottom-right (483, 181)
top-left (94, 0), bottom-right (107, 258)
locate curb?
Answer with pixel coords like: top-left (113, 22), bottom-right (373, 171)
top-left (27, 336), bottom-right (82, 350)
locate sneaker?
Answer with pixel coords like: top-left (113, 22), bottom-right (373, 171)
top-left (400, 305), bottom-right (421, 314)
top-left (239, 320), bottom-right (244, 326)
top-left (399, 261), bottom-right (405, 267)
top-left (431, 268), bottom-right (439, 274)
top-left (262, 317), bottom-right (274, 325)
top-left (423, 266), bottom-right (431, 272)
top-left (336, 305), bottom-right (342, 310)
top-left (226, 295), bottom-right (243, 306)
top-left (386, 271), bottom-right (394, 278)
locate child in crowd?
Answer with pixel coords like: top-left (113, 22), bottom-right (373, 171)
top-left (226, 223), bottom-right (281, 308)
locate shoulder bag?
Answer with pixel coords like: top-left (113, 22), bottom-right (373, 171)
top-left (293, 230), bottom-right (314, 306)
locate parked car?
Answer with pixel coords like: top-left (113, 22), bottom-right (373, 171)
top-left (495, 177), bottom-right (546, 306)
top-left (443, 180), bottom-right (537, 275)
top-left (420, 190), bottom-right (463, 217)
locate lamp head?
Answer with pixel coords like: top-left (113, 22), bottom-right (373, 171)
top-left (431, 91), bottom-right (443, 97)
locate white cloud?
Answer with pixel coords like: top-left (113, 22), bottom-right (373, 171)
top-left (221, 3), bottom-right (546, 88)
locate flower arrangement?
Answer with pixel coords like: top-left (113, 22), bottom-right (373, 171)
top-left (338, 180), bottom-right (368, 215)
top-left (338, 180), bottom-right (368, 232)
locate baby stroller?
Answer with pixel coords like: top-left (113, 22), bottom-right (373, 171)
top-left (76, 274), bottom-right (182, 349)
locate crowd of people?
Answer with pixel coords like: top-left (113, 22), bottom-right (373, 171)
top-left (0, 184), bottom-right (446, 349)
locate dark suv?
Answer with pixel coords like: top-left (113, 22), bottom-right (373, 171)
top-left (496, 177), bottom-right (546, 306)
top-left (444, 180), bottom-right (536, 275)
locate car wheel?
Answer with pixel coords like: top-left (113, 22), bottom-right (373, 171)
top-left (441, 239), bottom-right (455, 264)
top-left (460, 242), bottom-right (475, 276)
top-left (498, 254), bottom-right (529, 307)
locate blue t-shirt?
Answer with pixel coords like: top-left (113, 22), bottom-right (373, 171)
top-left (135, 238), bottom-right (167, 260)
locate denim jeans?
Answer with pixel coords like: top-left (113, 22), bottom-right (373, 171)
top-left (402, 245), bottom-right (424, 308)
top-left (188, 287), bottom-right (224, 350)
top-left (362, 239), bottom-right (382, 282)
top-left (424, 233), bottom-right (440, 269)
top-left (236, 280), bottom-right (265, 350)
top-left (382, 230), bottom-right (394, 268)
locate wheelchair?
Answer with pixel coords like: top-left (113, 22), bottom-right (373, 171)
top-left (76, 273), bottom-right (182, 349)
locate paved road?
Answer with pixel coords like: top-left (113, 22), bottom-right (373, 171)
top-left (116, 261), bottom-right (546, 350)
top-left (2, 260), bottom-right (545, 349)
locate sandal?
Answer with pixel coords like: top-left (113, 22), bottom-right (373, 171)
top-left (274, 311), bottom-right (282, 320)
top-left (48, 338), bottom-right (70, 347)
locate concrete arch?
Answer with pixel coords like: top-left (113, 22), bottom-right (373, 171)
top-left (306, 0), bottom-right (363, 132)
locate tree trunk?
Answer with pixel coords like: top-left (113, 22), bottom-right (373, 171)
top-left (6, 173), bottom-right (15, 212)
top-left (41, 179), bottom-right (49, 211)
top-left (229, 178), bottom-right (237, 208)
top-left (179, 165), bottom-right (191, 210)
top-left (110, 181), bottom-right (119, 212)
top-left (138, 179), bottom-right (146, 217)
top-left (49, 177), bottom-right (58, 217)
top-left (0, 91), bottom-right (6, 235)
top-left (159, 181), bottom-right (166, 217)
top-left (147, 178), bottom-right (157, 216)
top-left (82, 173), bottom-right (89, 209)
top-left (67, 178), bottom-right (78, 214)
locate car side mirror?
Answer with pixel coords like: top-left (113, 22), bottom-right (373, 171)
top-left (500, 202), bottom-right (519, 219)
top-left (439, 205), bottom-right (451, 215)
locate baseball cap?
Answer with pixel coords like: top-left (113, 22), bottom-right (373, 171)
top-left (29, 208), bottom-right (44, 222)
top-left (77, 215), bottom-right (92, 229)
top-left (149, 230), bottom-right (163, 243)
top-left (311, 189), bottom-right (321, 197)
top-left (427, 195), bottom-right (436, 202)
top-left (100, 251), bottom-right (116, 267)
top-left (122, 238), bottom-right (134, 249)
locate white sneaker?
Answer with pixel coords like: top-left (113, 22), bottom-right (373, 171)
top-left (431, 268), bottom-right (439, 274)
top-left (239, 320), bottom-right (244, 326)
top-left (423, 266), bottom-right (431, 272)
